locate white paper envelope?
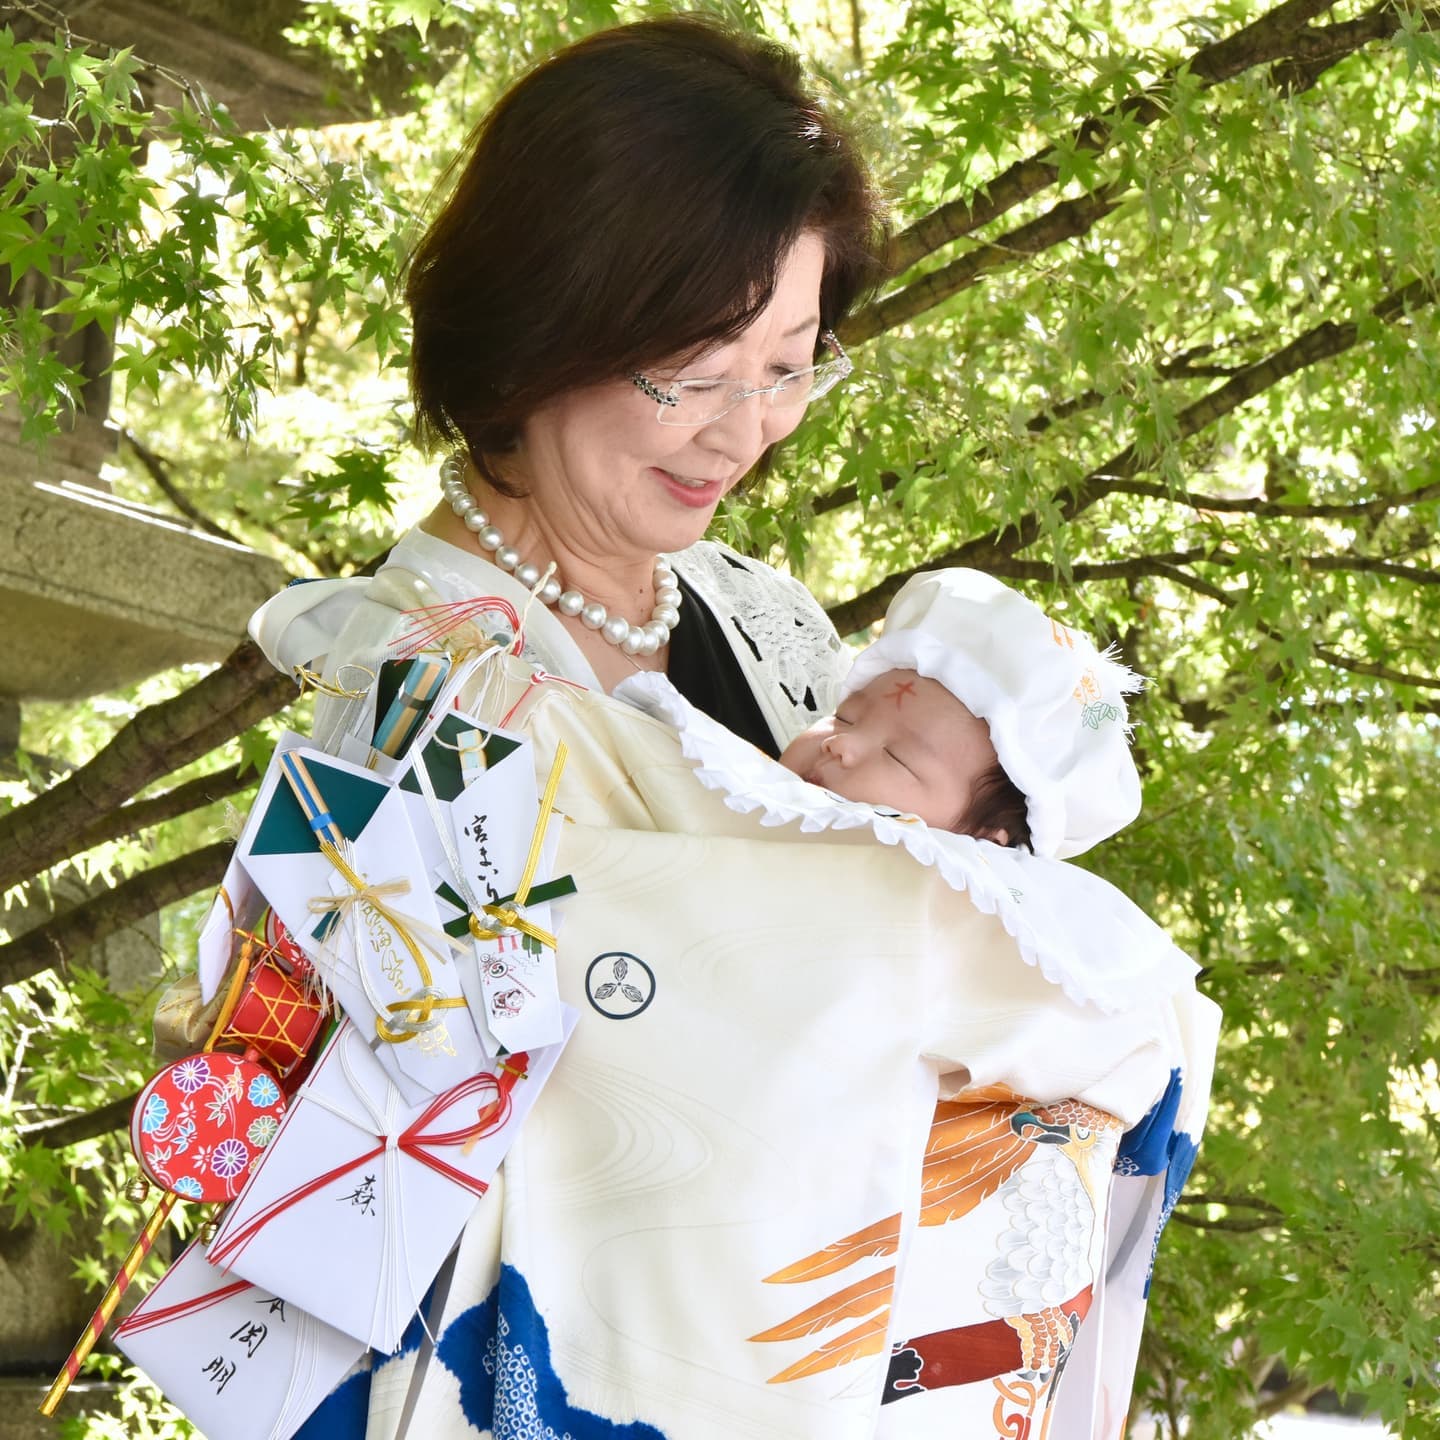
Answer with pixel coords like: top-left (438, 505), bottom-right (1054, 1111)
top-left (397, 714), bottom-right (568, 1052)
top-left (197, 850), bottom-right (254, 1004)
top-left (207, 1012), bottom-right (576, 1353)
top-left (115, 1240), bottom-right (365, 1440)
top-left (199, 731), bottom-right (312, 1003)
top-left (236, 741), bottom-right (487, 1101)
top-left (457, 822), bottom-right (567, 1054)
top-left (392, 711), bottom-right (529, 923)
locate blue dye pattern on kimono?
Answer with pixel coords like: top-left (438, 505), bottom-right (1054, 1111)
top-left (1116, 1068), bottom-right (1183, 1176)
top-left (294, 1363), bottom-right (371, 1439)
top-left (1149, 1128), bottom-right (1200, 1292)
top-left (1114, 1069), bottom-right (1202, 1294)
top-left (436, 1264), bottom-right (667, 1439)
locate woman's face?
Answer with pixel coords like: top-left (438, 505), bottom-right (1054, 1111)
top-left (513, 231), bottom-right (827, 560)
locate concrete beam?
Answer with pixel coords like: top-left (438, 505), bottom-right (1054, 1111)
top-left (2, 449), bottom-right (288, 701)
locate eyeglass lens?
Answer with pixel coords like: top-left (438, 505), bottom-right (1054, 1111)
top-left (658, 365), bottom-right (838, 426)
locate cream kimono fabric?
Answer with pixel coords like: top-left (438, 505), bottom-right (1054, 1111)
top-left (248, 542), bottom-right (1216, 1440)
top-left (344, 672), bottom-right (1212, 1440)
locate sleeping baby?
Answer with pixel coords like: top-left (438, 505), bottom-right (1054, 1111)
top-left (775, 566), bottom-right (1144, 860)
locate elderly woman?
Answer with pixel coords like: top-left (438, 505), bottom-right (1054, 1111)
top-left (262, 14), bottom-right (883, 1437)
top-left (245, 17), bottom-right (1209, 1440)
top-left (393, 15), bottom-right (877, 729)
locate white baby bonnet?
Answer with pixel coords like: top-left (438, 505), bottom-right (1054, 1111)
top-left (842, 569), bottom-right (1144, 859)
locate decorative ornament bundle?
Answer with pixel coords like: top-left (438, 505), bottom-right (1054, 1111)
top-left (41, 625), bottom-right (578, 1440)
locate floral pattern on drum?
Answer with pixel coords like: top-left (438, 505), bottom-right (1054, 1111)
top-left (130, 1052), bottom-right (287, 1203)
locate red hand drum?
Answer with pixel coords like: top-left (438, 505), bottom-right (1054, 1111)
top-left (223, 956), bottom-right (327, 1076)
top-left (130, 1053), bottom-right (286, 1203)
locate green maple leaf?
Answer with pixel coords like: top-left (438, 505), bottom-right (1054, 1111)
top-left (383, 0), bottom-right (443, 40)
top-left (237, 726), bottom-right (276, 778)
top-left (289, 448), bottom-right (398, 522)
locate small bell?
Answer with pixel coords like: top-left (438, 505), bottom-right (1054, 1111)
top-left (124, 1176), bottom-right (151, 1204)
top-left (198, 1220), bottom-right (219, 1244)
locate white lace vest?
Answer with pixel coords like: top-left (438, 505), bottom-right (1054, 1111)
top-left (250, 529), bottom-right (849, 754)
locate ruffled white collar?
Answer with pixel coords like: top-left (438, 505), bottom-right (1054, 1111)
top-left (615, 671), bottom-right (1198, 1015)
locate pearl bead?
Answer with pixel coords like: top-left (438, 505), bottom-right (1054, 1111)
top-left (436, 458), bottom-right (684, 656)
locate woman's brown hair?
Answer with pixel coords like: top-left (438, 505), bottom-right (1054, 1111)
top-left (406, 14), bottom-right (886, 485)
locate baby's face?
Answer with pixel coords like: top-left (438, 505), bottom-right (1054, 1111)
top-left (778, 669), bottom-right (1000, 830)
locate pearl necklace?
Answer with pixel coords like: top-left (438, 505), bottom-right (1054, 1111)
top-left (440, 457), bottom-right (682, 657)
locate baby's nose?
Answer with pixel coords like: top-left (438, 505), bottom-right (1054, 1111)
top-left (822, 732), bottom-right (857, 764)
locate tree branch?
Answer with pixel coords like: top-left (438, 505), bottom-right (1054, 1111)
top-left (1302, 555), bottom-right (1440, 585)
top-left (0, 841), bottom-right (232, 990)
top-left (64, 765), bottom-right (255, 860)
top-left (1005, 549), bottom-right (1440, 586)
top-left (854, 3), bottom-right (1435, 344)
top-left (1148, 560), bottom-right (1440, 692)
top-left (811, 468), bottom-right (902, 518)
top-left (1254, 1377), bottom-right (1323, 1419)
top-left (1176, 1192), bottom-right (1285, 1214)
top-left (1272, 0), bottom-right (1440, 94)
top-left (22, 1091), bottom-right (136, 1148)
top-left (844, 184), bottom-right (1127, 345)
top-left (884, 0), bottom-right (1342, 276)
top-left (809, 335), bottom-right (1292, 517)
top-left (811, 385), bottom-right (1112, 516)
top-left (971, 551), bottom-right (1214, 581)
top-left (1168, 1210), bottom-right (1280, 1232)
top-left (1098, 476), bottom-right (1440, 518)
top-left (809, 341), bottom-right (1288, 518)
top-left (0, 642), bottom-right (293, 893)
top-left (826, 275), bottom-right (1438, 632)
top-left (120, 428), bottom-right (245, 546)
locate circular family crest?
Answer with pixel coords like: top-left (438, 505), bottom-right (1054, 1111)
top-left (130, 1052), bottom-right (286, 1202)
top-left (584, 952), bottom-right (656, 1020)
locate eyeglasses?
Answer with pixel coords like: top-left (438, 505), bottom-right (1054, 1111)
top-left (631, 330), bottom-right (852, 427)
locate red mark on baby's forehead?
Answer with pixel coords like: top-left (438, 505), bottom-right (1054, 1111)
top-left (883, 678), bottom-right (917, 709)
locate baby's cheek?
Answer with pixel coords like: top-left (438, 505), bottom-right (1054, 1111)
top-left (778, 728), bottom-right (822, 775)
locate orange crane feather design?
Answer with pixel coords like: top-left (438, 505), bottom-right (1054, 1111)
top-left (921, 1099), bottom-right (1037, 1227)
top-left (749, 1089), bottom-right (1121, 1388)
top-left (749, 1267), bottom-right (896, 1343)
top-left (763, 1312), bottom-right (892, 1385)
top-left (759, 1211), bottom-right (901, 1285)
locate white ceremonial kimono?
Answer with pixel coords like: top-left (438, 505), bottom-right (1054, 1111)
top-left (247, 530), bottom-right (1219, 1440)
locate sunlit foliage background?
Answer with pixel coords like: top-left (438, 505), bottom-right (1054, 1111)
top-left (1, 0), bottom-right (1437, 1433)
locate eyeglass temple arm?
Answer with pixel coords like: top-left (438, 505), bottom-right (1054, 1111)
top-left (820, 329), bottom-right (851, 371)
